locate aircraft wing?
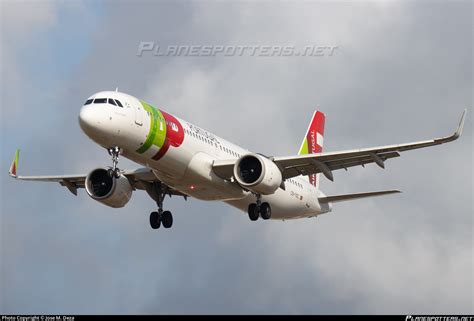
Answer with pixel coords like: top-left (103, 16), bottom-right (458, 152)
top-left (8, 151), bottom-right (187, 198)
top-left (318, 190), bottom-right (401, 203)
top-left (213, 110), bottom-right (466, 181)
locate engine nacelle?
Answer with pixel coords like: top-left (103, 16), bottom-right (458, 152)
top-left (233, 154), bottom-right (282, 195)
top-left (85, 168), bottom-right (132, 208)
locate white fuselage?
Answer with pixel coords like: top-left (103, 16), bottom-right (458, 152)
top-left (79, 91), bottom-right (331, 219)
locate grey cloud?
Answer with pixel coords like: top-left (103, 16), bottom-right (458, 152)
top-left (1, 0), bottom-right (472, 314)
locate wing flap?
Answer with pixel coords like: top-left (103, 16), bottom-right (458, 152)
top-left (279, 151), bottom-right (401, 179)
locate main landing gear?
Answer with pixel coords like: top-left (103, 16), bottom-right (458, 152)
top-left (247, 194), bottom-right (272, 221)
top-left (107, 146), bottom-right (121, 178)
top-left (149, 183), bottom-right (173, 230)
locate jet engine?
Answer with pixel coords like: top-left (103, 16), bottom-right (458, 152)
top-left (233, 154), bottom-right (282, 195)
top-left (85, 168), bottom-right (132, 208)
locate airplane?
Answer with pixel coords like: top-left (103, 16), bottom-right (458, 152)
top-left (8, 90), bottom-right (466, 230)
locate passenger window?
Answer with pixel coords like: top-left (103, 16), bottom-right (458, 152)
top-left (84, 99), bottom-right (93, 105)
top-left (94, 98), bottom-right (107, 104)
top-left (115, 99), bottom-right (123, 107)
top-left (108, 99), bottom-right (117, 106)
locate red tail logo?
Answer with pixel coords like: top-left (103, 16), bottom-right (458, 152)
top-left (299, 111), bottom-right (325, 187)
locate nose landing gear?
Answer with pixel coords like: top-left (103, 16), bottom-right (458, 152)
top-left (107, 146), bottom-right (121, 178)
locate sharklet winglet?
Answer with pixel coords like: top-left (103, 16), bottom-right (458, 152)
top-left (9, 149), bottom-right (20, 178)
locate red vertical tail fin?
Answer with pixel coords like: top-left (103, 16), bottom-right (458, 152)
top-left (298, 111), bottom-right (325, 188)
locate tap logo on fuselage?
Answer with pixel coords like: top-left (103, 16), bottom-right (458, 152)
top-left (136, 101), bottom-right (184, 161)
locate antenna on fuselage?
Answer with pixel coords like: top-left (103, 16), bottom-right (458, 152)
top-left (115, 87), bottom-right (119, 92)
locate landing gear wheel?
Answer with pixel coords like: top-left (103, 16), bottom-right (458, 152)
top-left (248, 203), bottom-right (259, 221)
top-left (150, 211), bottom-right (161, 229)
top-left (150, 182), bottom-right (174, 229)
top-left (107, 168), bottom-right (120, 178)
top-left (260, 202), bottom-right (272, 220)
top-left (162, 211), bottom-right (173, 228)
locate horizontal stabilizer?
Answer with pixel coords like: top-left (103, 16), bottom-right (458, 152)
top-left (319, 190), bottom-right (401, 203)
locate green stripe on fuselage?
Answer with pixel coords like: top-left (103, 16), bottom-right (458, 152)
top-left (136, 101), bottom-right (167, 154)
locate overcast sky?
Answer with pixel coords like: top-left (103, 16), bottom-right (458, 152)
top-left (0, 0), bottom-right (472, 315)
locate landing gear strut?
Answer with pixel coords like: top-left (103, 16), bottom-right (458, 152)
top-left (107, 146), bottom-right (121, 178)
top-left (247, 194), bottom-right (272, 221)
top-left (149, 183), bottom-right (173, 230)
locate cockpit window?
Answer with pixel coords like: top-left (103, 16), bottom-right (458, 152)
top-left (94, 98), bottom-right (107, 104)
top-left (108, 98), bottom-right (117, 106)
top-left (84, 99), bottom-right (93, 105)
top-left (114, 99), bottom-right (123, 107)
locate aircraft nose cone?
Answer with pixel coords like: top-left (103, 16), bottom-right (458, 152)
top-left (79, 106), bottom-right (97, 134)
top-left (79, 106), bottom-right (91, 126)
